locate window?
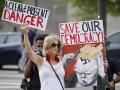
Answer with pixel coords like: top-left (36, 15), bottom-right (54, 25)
top-left (7, 34), bottom-right (21, 44)
top-left (0, 35), bottom-right (6, 44)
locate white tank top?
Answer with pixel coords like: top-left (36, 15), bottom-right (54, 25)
top-left (39, 57), bottom-right (65, 90)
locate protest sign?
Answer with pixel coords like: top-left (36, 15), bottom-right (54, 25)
top-left (1, 0), bottom-right (50, 31)
top-left (59, 20), bottom-right (106, 88)
top-left (60, 20), bottom-right (104, 45)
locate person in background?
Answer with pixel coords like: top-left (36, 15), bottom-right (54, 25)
top-left (21, 24), bottom-right (65, 90)
top-left (107, 57), bottom-right (120, 90)
top-left (13, 26), bottom-right (18, 32)
top-left (23, 34), bottom-right (47, 90)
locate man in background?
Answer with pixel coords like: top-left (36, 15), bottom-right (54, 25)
top-left (107, 57), bottom-right (120, 90)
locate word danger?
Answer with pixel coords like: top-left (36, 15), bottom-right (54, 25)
top-left (60, 20), bottom-right (104, 45)
top-left (3, 9), bottom-right (43, 28)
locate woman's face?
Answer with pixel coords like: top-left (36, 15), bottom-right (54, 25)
top-left (49, 39), bottom-right (60, 56)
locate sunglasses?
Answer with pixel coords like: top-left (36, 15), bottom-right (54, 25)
top-left (50, 43), bottom-right (60, 48)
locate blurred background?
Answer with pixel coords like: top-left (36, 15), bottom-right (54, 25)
top-left (0, 0), bottom-right (120, 90)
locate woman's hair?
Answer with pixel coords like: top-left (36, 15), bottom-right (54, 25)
top-left (42, 34), bottom-right (62, 55)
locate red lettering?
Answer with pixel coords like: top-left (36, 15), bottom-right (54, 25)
top-left (95, 32), bottom-right (101, 42)
top-left (60, 34), bottom-right (65, 41)
top-left (61, 31), bottom-right (104, 45)
top-left (62, 22), bottom-right (80, 34)
top-left (69, 34), bottom-right (77, 44)
top-left (64, 24), bottom-right (70, 33)
top-left (24, 15), bottom-right (31, 24)
top-left (2, 9), bottom-right (47, 30)
top-left (93, 32), bottom-right (98, 43)
top-left (3, 9), bottom-right (10, 19)
top-left (79, 33), bottom-right (84, 43)
top-left (68, 23), bottom-right (74, 33)
top-left (31, 15), bottom-right (36, 26)
top-left (101, 32), bottom-right (104, 42)
top-left (60, 34), bottom-right (67, 45)
top-left (84, 32), bottom-right (89, 43)
top-left (96, 32), bottom-right (104, 42)
top-left (16, 12), bottom-right (24, 23)
top-left (9, 11), bottom-right (15, 21)
top-left (89, 32), bottom-right (94, 42)
top-left (37, 16), bottom-right (43, 28)
top-left (65, 34), bottom-right (70, 45)
top-left (59, 24), bottom-right (65, 34)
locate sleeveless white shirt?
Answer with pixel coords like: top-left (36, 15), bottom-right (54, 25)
top-left (39, 58), bottom-right (65, 90)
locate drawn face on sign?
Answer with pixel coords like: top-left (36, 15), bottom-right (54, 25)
top-left (74, 43), bottom-right (103, 86)
top-left (74, 58), bottom-right (98, 86)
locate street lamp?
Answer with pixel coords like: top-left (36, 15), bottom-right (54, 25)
top-left (97, 0), bottom-right (107, 90)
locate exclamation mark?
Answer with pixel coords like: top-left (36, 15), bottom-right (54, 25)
top-left (101, 32), bottom-right (104, 42)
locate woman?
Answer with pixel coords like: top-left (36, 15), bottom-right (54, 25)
top-left (21, 24), bottom-right (65, 90)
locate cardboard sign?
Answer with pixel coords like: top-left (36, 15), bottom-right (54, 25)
top-left (59, 20), bottom-right (106, 88)
top-left (1, 0), bottom-right (50, 31)
top-left (59, 20), bottom-right (104, 45)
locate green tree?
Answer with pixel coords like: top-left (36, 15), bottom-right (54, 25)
top-left (0, 0), bottom-right (5, 19)
top-left (0, 0), bottom-right (23, 29)
top-left (0, 0), bottom-right (23, 19)
top-left (61, 0), bottom-right (120, 20)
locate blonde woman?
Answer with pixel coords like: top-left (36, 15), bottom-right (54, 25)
top-left (21, 24), bottom-right (66, 90)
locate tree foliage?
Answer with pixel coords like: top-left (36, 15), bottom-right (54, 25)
top-left (0, 0), bottom-right (5, 19)
top-left (62, 0), bottom-right (120, 20)
top-left (0, 0), bottom-right (23, 19)
top-left (0, 0), bottom-right (23, 29)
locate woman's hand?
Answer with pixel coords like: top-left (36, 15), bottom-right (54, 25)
top-left (20, 24), bottom-right (29, 34)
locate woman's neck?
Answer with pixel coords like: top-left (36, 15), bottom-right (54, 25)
top-left (50, 54), bottom-right (56, 61)
top-left (46, 54), bottom-right (59, 63)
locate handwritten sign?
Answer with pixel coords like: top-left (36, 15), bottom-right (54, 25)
top-left (59, 20), bottom-right (106, 88)
top-left (1, 0), bottom-right (50, 31)
top-left (59, 20), bottom-right (104, 45)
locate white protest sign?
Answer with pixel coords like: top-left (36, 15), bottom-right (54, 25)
top-left (60, 20), bottom-right (106, 88)
top-left (59, 20), bottom-right (104, 45)
top-left (1, 0), bottom-right (50, 31)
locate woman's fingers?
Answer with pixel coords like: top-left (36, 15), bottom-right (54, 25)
top-left (20, 23), bottom-right (29, 30)
top-left (20, 23), bottom-right (29, 33)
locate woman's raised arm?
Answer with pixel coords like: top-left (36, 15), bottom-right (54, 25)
top-left (21, 24), bottom-right (43, 66)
